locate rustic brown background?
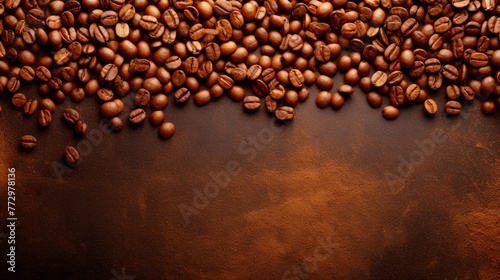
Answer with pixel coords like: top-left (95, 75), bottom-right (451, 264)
top-left (0, 76), bottom-right (500, 280)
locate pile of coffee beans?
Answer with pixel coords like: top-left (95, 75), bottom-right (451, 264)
top-left (1, 0), bottom-right (499, 166)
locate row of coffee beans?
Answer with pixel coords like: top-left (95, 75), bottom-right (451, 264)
top-left (1, 0), bottom-right (498, 167)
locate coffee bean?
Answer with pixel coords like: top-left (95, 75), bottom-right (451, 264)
top-left (481, 100), bottom-right (496, 114)
top-left (405, 84), bottom-right (420, 102)
top-left (218, 74), bottom-right (234, 89)
top-left (65, 146), bottom-right (79, 165)
top-left (285, 90), bottom-right (299, 106)
top-left (469, 52), bottom-right (489, 67)
top-left (275, 106), bottom-right (294, 120)
top-left (40, 98), bottom-right (56, 113)
top-left (371, 71), bottom-right (387, 88)
top-left (367, 92), bottom-right (382, 108)
top-left (424, 99), bottom-right (438, 114)
top-left (11, 93), bottom-right (27, 107)
top-left (425, 58), bottom-right (442, 74)
top-left (174, 87), bottom-right (191, 103)
top-left (330, 93), bottom-right (344, 109)
top-left (316, 75), bottom-right (334, 90)
top-left (434, 17), bottom-right (452, 33)
top-left (100, 99), bottom-right (124, 118)
top-left (445, 100), bottom-right (462, 115)
top-left (194, 90), bottom-right (212, 105)
top-left (20, 135), bottom-right (37, 149)
top-left (36, 66), bottom-right (52, 82)
top-left (23, 99), bottom-right (38, 115)
top-left (75, 120), bottom-right (88, 135)
top-left (243, 96), bottom-right (260, 110)
top-left (97, 88), bottom-right (114, 102)
top-left (460, 86), bottom-right (475, 101)
top-left (446, 85), bottom-right (460, 100)
top-left (63, 108), bottom-right (80, 125)
top-left (265, 95), bottom-right (277, 113)
top-left (38, 109), bottom-right (52, 126)
top-left (7, 77), bottom-right (20, 93)
top-left (109, 117), bottom-right (124, 132)
top-left (316, 91), bottom-right (332, 108)
top-left (289, 69), bottom-right (304, 88)
top-left (20, 66), bottom-right (35, 81)
top-left (390, 86), bottom-right (406, 107)
top-left (129, 108), bottom-right (146, 124)
top-left (382, 106), bottom-right (399, 119)
top-left (442, 64), bottom-right (459, 81)
top-left (247, 65), bottom-right (262, 80)
top-left (159, 122), bottom-right (175, 139)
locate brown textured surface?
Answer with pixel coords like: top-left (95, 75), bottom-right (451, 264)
top-left (0, 80), bottom-right (500, 280)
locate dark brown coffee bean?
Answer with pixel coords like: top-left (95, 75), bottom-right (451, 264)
top-left (265, 95), bottom-right (277, 113)
top-left (442, 64), bottom-right (459, 81)
top-left (275, 106), bottom-right (294, 120)
top-left (481, 100), bottom-right (496, 114)
top-left (425, 58), bottom-right (442, 74)
top-left (23, 99), bottom-right (38, 115)
top-left (130, 58), bottom-right (151, 72)
top-left (469, 52), bottom-right (489, 67)
top-left (371, 71), bottom-right (388, 88)
top-left (63, 108), bottom-right (80, 125)
top-left (289, 69), bottom-right (304, 88)
top-left (243, 96), bottom-right (260, 110)
top-left (316, 91), bottom-right (332, 108)
top-left (133, 88), bottom-right (150, 107)
top-left (446, 85), bottom-right (460, 99)
top-left (316, 75), bottom-right (334, 90)
top-left (218, 74), bottom-right (234, 89)
top-left (338, 85), bottom-right (354, 95)
top-left (405, 84), bottom-right (420, 102)
top-left (159, 122), bottom-right (175, 139)
top-left (20, 66), bottom-right (35, 81)
top-left (174, 87), bottom-right (190, 103)
top-left (384, 43), bottom-right (400, 61)
top-left (331, 93), bottom-right (345, 109)
top-left (7, 77), bottom-right (20, 93)
top-left (401, 18), bottom-right (418, 36)
top-left (434, 17), bottom-right (452, 33)
top-left (74, 120), bottom-right (88, 135)
top-left (367, 92), bottom-right (383, 108)
top-left (64, 146), bottom-right (79, 165)
top-left (97, 88), bottom-right (114, 102)
top-left (194, 90), bottom-right (212, 105)
top-left (247, 65), bottom-right (262, 80)
top-left (48, 77), bottom-right (62, 90)
top-left (54, 48), bottom-right (72, 65)
top-left (387, 71), bottom-right (404, 85)
top-left (20, 135), bottom-right (37, 149)
top-left (314, 45), bottom-right (331, 62)
top-left (460, 85), bottom-right (475, 101)
top-left (390, 86), bottom-right (406, 107)
top-left (11, 93), bottom-right (27, 107)
top-left (424, 99), bottom-right (438, 114)
top-left (38, 109), bottom-right (52, 126)
top-left (428, 73), bottom-right (443, 91)
top-left (445, 100), bottom-right (461, 115)
top-left (252, 79), bottom-right (268, 97)
top-left (129, 108), bottom-right (146, 124)
top-left (61, 67), bottom-right (76, 81)
top-left (382, 105), bottom-right (399, 119)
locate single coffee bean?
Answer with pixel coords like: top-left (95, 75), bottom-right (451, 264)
top-left (151, 94), bottom-right (168, 110)
top-left (218, 74), bottom-right (234, 89)
top-left (460, 86), bottom-right (475, 101)
top-left (20, 66), bottom-right (35, 81)
top-left (109, 117), bottom-right (124, 132)
top-left (247, 65), bottom-right (262, 80)
top-left (23, 99), bottom-right (38, 115)
top-left (63, 108), bottom-right (80, 125)
top-left (65, 146), bottom-right (80, 165)
top-left (405, 84), bottom-right (421, 102)
top-left (194, 90), bottom-right (212, 105)
top-left (100, 99), bottom-right (124, 118)
top-left (7, 77), bottom-right (20, 93)
top-left (148, 111), bottom-right (165, 126)
top-left (481, 100), bottom-right (496, 114)
top-left (20, 135), bottom-right (37, 149)
top-left (159, 122), bottom-right (175, 139)
top-left (285, 90), bottom-right (299, 106)
top-left (371, 71), bottom-right (387, 87)
top-left (382, 105), bottom-right (400, 119)
top-left (367, 92), bottom-right (383, 108)
top-left (442, 64), bottom-right (459, 81)
top-left (243, 96), bottom-right (261, 110)
top-left (331, 93), bottom-right (345, 109)
top-left (97, 88), bottom-right (114, 102)
top-left (275, 106), bottom-right (294, 120)
top-left (389, 86), bottom-right (406, 107)
top-left (174, 87), bottom-right (190, 103)
top-left (75, 120), bottom-right (88, 135)
top-left (129, 108), bottom-right (146, 124)
top-left (446, 85), bottom-right (461, 100)
top-left (38, 109), bottom-right (52, 126)
top-left (11, 93), bottom-right (27, 107)
top-left (36, 66), bottom-right (52, 81)
top-left (425, 58), bottom-right (442, 74)
top-left (265, 95), bottom-right (277, 113)
top-left (387, 71), bottom-right (404, 85)
top-left (424, 99), bottom-right (438, 114)
top-left (469, 52), bottom-right (489, 67)
top-left (316, 91), bottom-right (332, 108)
top-left (289, 69), bottom-right (305, 88)
top-left (40, 98), bottom-right (56, 113)
top-left (445, 100), bottom-right (462, 115)
top-left (316, 75), bottom-right (334, 90)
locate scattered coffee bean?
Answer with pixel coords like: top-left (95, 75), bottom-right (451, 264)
top-left (129, 108), bottom-right (146, 124)
top-left (64, 146), bottom-right (79, 165)
top-left (445, 101), bottom-right (462, 115)
top-left (275, 106), bottom-right (294, 120)
top-left (159, 122), bottom-right (175, 139)
top-left (20, 135), bottom-right (37, 149)
top-left (63, 108), bottom-right (80, 125)
top-left (424, 99), bottom-right (438, 115)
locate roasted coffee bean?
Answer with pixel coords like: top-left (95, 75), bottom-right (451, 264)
top-left (445, 100), bottom-right (461, 115)
top-left (428, 73), bottom-right (443, 91)
top-left (247, 65), bottom-right (262, 80)
top-left (367, 92), bottom-right (383, 108)
top-left (331, 93), bottom-right (345, 109)
top-left (64, 146), bottom-right (79, 165)
top-left (108, 117), bottom-right (124, 132)
top-left (130, 58), bottom-right (151, 72)
top-left (405, 84), bottom-right (420, 102)
top-left (100, 99), bottom-right (124, 118)
top-left (265, 95), bottom-right (277, 113)
top-left (218, 74), bottom-right (234, 89)
top-left (129, 108), bottom-right (146, 124)
top-left (446, 85), bottom-right (461, 99)
top-left (20, 135), bottom-right (37, 149)
top-left (382, 105), bottom-right (399, 119)
top-left (11, 93), bottom-right (27, 107)
top-left (151, 94), bottom-right (168, 110)
top-left (159, 122), bottom-right (175, 139)
top-left (23, 99), bottom-right (38, 115)
top-left (469, 52), bottom-right (489, 67)
top-left (20, 66), bottom-right (35, 81)
top-left (481, 100), bottom-right (496, 114)
top-left (460, 85), bottom-right (475, 101)
top-left (289, 69), bottom-right (304, 88)
top-left (442, 64), bottom-right (459, 80)
top-left (390, 86), bottom-right (406, 107)
top-left (371, 71), bottom-right (388, 88)
top-left (7, 77), bottom-right (20, 93)
top-left (194, 90), bottom-right (212, 105)
top-left (174, 87), bottom-right (190, 103)
top-left (97, 88), bottom-right (114, 102)
top-left (38, 109), bottom-right (52, 126)
top-left (134, 88), bottom-right (151, 107)
top-left (269, 85), bottom-right (285, 100)
top-left (424, 99), bottom-right (438, 114)
top-left (314, 45), bottom-right (331, 62)
top-left (425, 58), bottom-right (442, 74)
top-left (316, 91), bottom-right (332, 108)
top-left (275, 106), bottom-right (294, 120)
top-left (40, 98), bottom-right (56, 113)
top-left (74, 120), bottom-right (88, 135)
top-left (387, 71), bottom-right (404, 85)
top-left (243, 96), bottom-right (260, 110)
top-left (63, 108), bottom-right (80, 125)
